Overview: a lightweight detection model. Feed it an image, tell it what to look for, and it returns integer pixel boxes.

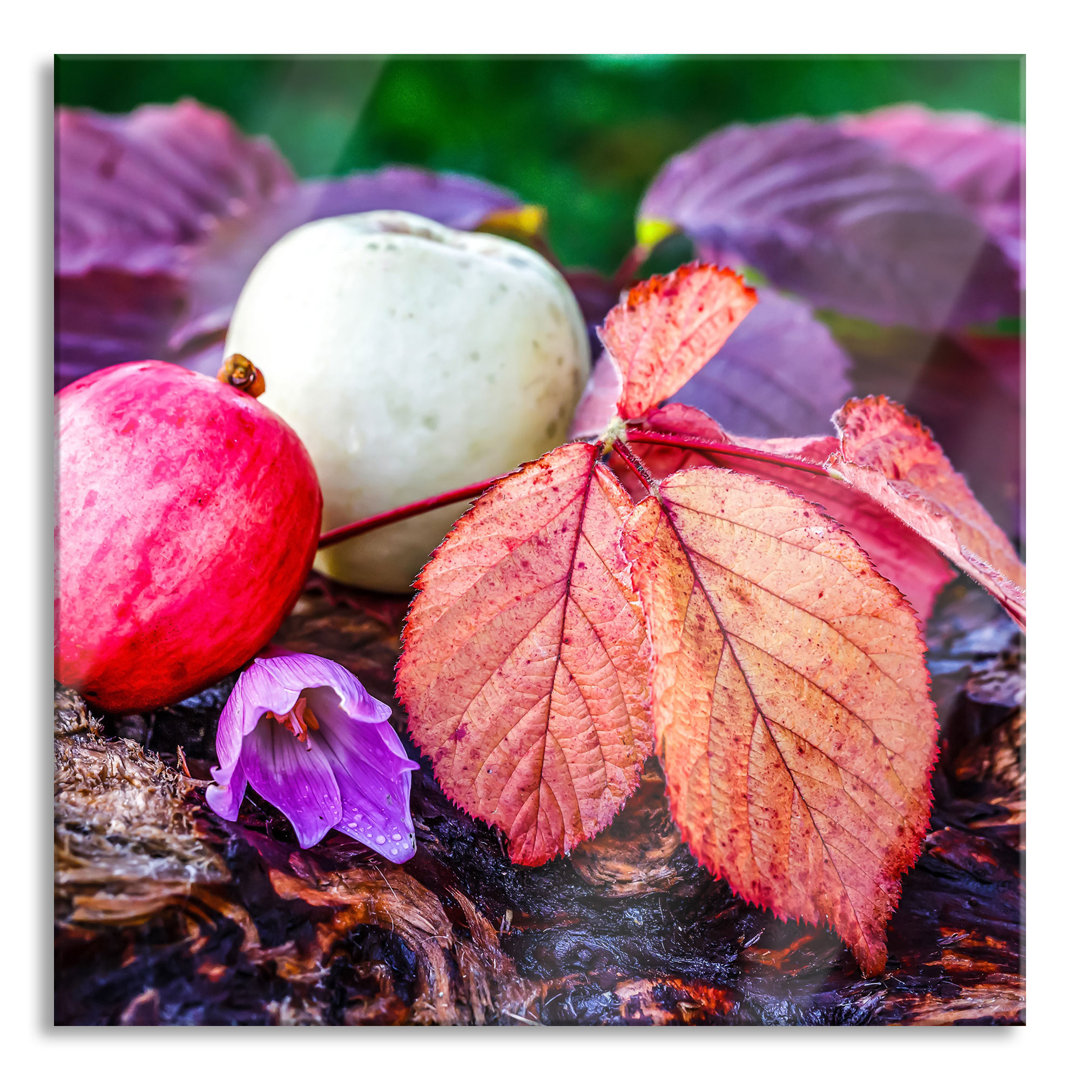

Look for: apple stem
[217,353,266,398]
[626,429,832,478]
[316,474,506,550]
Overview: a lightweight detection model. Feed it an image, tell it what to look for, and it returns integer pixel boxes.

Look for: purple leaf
[55,101,523,387]
[638,116,1019,331]
[672,286,852,438]
[840,104,1024,285]
[54,268,186,387]
[56,100,295,278]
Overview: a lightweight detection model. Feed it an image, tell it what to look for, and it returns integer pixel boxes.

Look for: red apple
[56,360,322,712]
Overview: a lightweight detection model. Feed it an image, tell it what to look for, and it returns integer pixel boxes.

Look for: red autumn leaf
[397,441,651,865]
[623,403,957,625]
[622,467,939,975]
[835,324,1023,544]
[598,263,757,422]
[570,284,849,443]
[827,396,1026,629]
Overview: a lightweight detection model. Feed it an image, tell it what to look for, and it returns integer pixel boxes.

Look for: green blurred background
[55,55,1024,274]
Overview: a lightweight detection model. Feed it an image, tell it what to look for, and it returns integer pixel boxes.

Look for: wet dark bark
[54,575,1024,1025]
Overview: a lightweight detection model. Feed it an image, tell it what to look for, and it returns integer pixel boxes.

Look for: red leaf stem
[609,439,657,495]
[626,428,833,479]
[318,431,831,552]
[612,242,652,291]
[317,474,506,550]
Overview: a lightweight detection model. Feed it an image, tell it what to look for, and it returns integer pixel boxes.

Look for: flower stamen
[265,694,318,749]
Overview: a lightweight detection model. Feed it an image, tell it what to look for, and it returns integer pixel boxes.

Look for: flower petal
[254,651,394,723]
[212,656,310,777]
[209,650,417,853]
[240,717,342,848]
[206,758,249,821]
[312,689,419,864]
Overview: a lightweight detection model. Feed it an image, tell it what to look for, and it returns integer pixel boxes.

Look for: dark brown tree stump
[54,576,1024,1025]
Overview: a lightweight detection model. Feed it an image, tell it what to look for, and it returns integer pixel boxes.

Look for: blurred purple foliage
[55,101,520,387]
[840,104,1024,286]
[672,286,852,438]
[638,116,1021,331]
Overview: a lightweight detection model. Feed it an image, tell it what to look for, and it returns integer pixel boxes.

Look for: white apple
[224,210,591,592]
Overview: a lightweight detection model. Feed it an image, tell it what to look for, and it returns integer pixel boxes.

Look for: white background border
[12,1,1065,1068]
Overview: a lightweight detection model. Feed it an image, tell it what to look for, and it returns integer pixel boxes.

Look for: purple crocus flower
[207,650,419,861]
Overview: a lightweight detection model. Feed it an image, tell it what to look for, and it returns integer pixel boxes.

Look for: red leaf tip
[599,262,757,421]
[828,394,1025,628]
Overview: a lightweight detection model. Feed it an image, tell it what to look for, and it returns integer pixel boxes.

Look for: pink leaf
[622,467,939,975]
[827,396,1026,628]
[624,404,957,626]
[397,442,651,865]
[568,350,622,441]
[598,263,757,422]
